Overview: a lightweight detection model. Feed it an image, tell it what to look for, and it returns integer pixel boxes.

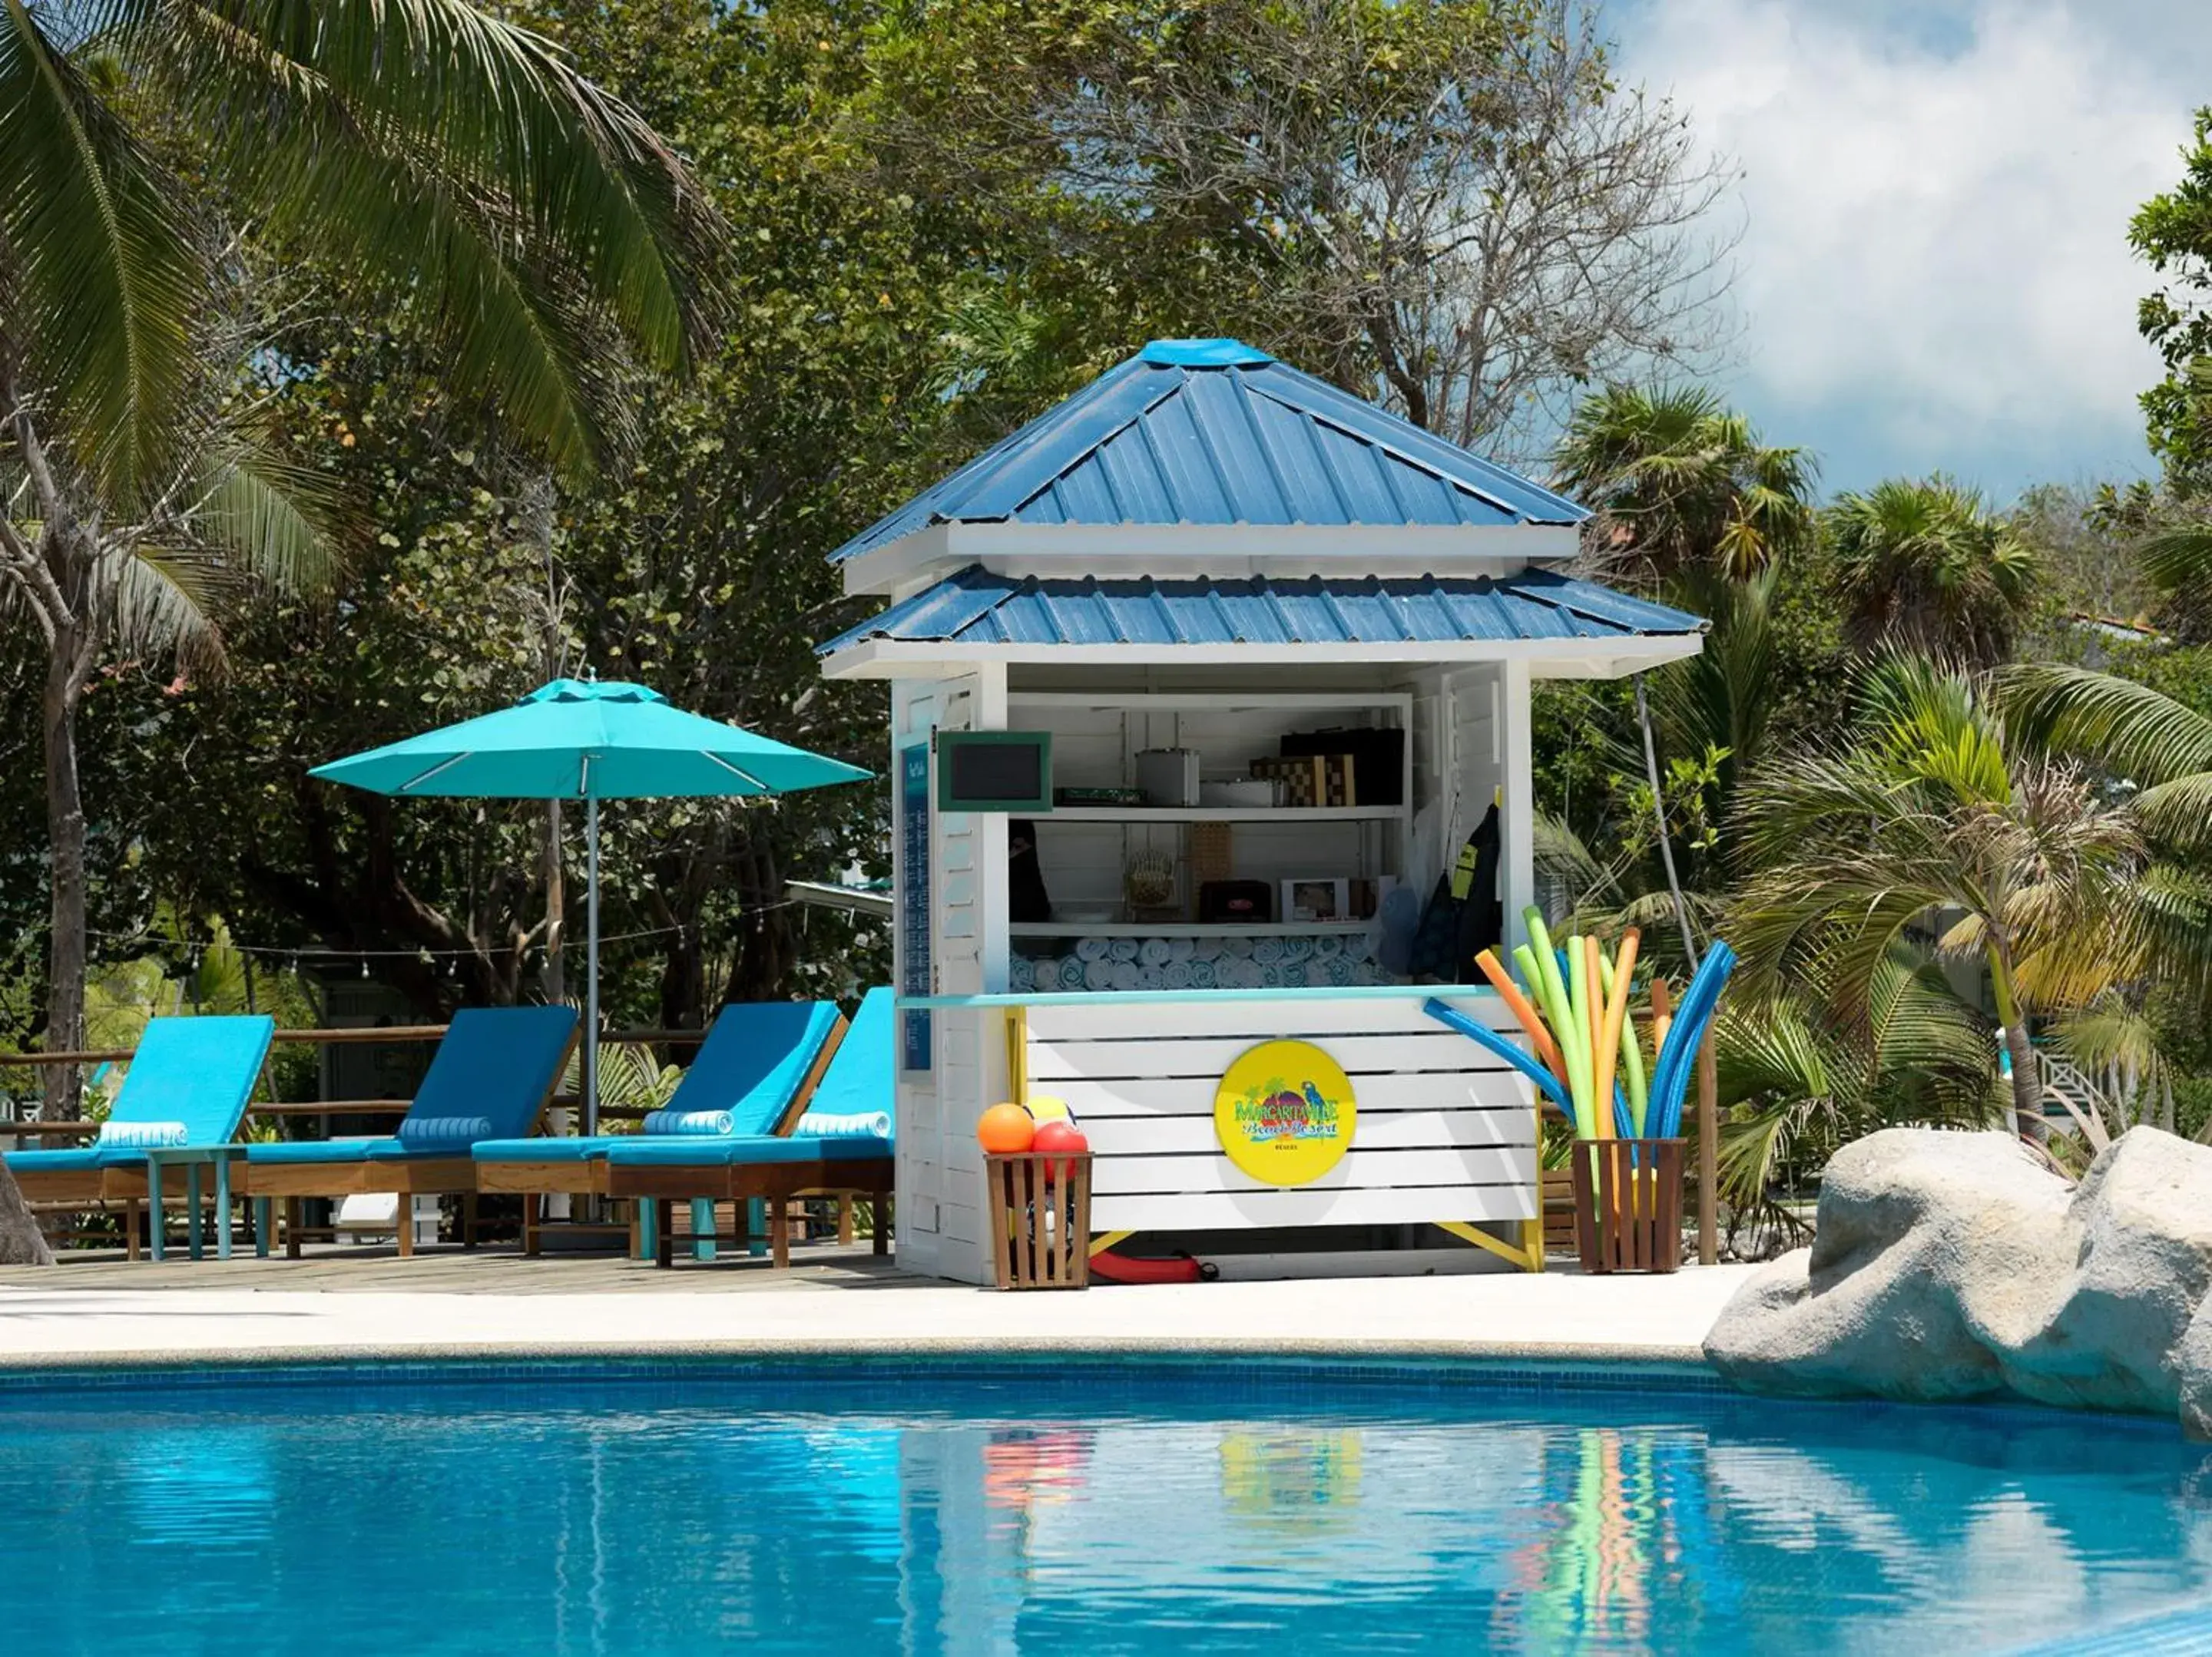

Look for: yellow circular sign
[1214,1040,1356,1186]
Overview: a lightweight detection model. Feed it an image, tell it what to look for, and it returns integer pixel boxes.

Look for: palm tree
[1551,384,1816,584]
[1825,476,2036,664]
[1734,657,2173,1140]
[1,0,718,1130]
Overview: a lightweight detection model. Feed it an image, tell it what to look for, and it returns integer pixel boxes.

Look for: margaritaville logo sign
[1214,1040,1357,1186]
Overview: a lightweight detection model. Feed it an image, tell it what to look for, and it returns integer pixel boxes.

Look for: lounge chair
[603,987,893,1269]
[241,1004,578,1258]
[472,999,846,1255]
[5,1014,276,1260]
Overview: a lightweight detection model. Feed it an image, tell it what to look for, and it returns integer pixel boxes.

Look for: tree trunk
[41,638,88,1119]
[2002,1018,2047,1144]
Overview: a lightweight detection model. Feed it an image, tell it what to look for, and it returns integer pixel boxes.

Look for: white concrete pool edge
[0,1264,1756,1368]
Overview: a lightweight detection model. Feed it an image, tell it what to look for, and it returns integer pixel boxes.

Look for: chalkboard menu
[899,740,931,1071]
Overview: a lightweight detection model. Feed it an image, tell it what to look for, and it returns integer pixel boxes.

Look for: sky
[1614,0,2212,503]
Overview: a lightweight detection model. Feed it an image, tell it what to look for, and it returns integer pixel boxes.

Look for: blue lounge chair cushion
[246,1138,384,1166]
[601,1133,890,1168]
[248,1005,575,1166]
[471,1136,608,1163]
[800,988,893,1121]
[5,1014,273,1176]
[470,1000,843,1166]
[664,1000,846,1135]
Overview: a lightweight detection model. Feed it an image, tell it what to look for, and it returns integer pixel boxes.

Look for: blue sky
[1614,0,2212,502]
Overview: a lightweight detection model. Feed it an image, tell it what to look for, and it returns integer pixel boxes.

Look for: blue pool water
[5,1357,2211,1655]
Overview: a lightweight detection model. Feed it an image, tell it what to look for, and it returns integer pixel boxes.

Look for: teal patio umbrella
[310,679,872,1133]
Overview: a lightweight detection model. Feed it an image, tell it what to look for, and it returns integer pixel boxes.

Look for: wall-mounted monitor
[937,730,1053,812]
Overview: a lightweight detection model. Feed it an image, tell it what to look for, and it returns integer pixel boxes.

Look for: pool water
[6,1359,2210,1655]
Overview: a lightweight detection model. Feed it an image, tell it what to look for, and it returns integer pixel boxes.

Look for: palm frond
[0,0,206,503]
[2002,662,2212,790]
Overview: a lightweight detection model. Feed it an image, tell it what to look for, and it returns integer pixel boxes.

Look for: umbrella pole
[585,794,601,1140]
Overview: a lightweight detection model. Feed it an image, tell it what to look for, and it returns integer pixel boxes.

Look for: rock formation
[1704,1126,2212,1434]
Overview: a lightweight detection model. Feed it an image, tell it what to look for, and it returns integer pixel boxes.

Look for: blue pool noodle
[1647,941,1736,1139]
[1421,998,1569,1113]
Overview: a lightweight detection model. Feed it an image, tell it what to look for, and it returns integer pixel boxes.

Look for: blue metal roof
[829,339,1588,565]
[819,567,1703,655]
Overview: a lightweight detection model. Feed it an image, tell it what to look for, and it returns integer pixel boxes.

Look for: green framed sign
[936,730,1053,812]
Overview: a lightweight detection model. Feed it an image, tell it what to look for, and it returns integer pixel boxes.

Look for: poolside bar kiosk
[818,340,1704,1285]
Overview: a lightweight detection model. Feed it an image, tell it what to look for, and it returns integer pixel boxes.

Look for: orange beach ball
[977,1103,1037,1155]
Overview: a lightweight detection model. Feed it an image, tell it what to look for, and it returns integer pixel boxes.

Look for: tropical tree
[0,0,719,1127]
[1716,944,2002,1243]
[1551,385,1816,585]
[1824,477,2037,665]
[1733,657,2178,1140]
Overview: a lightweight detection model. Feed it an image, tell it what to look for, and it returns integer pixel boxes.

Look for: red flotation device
[1090,1250,1216,1285]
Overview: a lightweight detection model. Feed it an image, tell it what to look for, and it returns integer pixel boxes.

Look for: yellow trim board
[1436,1219,1541,1272]
[1088,1229,1135,1258]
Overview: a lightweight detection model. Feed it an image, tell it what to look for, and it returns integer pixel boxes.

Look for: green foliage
[2132,107,2212,495]
[1823,476,2038,666]
[1553,385,1816,582]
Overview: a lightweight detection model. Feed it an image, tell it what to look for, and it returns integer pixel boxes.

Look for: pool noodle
[1475,948,1564,1080]
[1422,997,1569,1112]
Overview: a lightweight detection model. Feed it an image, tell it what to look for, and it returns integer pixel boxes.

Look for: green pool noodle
[1522,909,1593,1136]
[1598,952,1651,1136]
[1565,934,1599,1137]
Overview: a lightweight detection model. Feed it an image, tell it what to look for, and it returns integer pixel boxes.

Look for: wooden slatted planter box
[1568,1139,1686,1275]
[986,1152,1092,1290]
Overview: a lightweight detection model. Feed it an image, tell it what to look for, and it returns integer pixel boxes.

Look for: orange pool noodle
[1474,949,1565,1080]
[978,1103,1037,1154]
[1651,976,1674,1062]
[1594,928,1639,1133]
[1582,938,1610,1137]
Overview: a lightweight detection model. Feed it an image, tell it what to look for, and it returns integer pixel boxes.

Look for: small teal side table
[139,1146,251,1262]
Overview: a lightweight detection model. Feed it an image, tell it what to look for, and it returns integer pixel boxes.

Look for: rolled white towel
[1139,937,1173,967]
[641,1109,734,1136]
[1108,937,1141,963]
[794,1110,892,1139]
[1075,937,1111,962]
[96,1120,189,1149]
[1110,960,1142,990]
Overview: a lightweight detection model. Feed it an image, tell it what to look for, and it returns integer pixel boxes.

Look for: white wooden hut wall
[891,673,1005,1276]
[1024,993,1538,1232]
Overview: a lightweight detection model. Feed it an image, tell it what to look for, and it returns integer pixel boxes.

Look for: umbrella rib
[398,752,475,793]
[704,752,770,790]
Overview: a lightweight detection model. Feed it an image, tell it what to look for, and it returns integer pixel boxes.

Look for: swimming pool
[5,1355,2208,1655]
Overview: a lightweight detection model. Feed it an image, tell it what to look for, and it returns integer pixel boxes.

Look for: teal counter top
[899,984,1501,1010]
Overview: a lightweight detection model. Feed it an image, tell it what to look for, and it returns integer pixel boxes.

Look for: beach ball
[1025,1094,1078,1129]
[978,1103,1036,1155]
[1032,1120,1091,1182]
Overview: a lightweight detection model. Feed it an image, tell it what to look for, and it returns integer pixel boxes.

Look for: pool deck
[0,1246,1756,1370]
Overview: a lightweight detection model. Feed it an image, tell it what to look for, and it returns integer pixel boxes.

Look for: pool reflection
[5,1381,2211,1655]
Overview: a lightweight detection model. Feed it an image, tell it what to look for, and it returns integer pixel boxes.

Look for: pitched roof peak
[1137,338,1275,367]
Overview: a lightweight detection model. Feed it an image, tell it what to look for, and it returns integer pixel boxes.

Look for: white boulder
[1704,1126,2212,1434]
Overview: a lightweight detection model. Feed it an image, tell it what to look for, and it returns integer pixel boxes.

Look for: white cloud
[1618,0,2210,497]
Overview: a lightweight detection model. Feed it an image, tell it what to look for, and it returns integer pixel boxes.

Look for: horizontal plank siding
[1041,1071,1528,1120]
[1017,992,1541,1245]
[1081,1107,1529,1157]
[1028,1032,1522,1081]
[1025,995,1512,1041]
[1093,1183,1538,1232]
[1093,1146,1531,1197]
